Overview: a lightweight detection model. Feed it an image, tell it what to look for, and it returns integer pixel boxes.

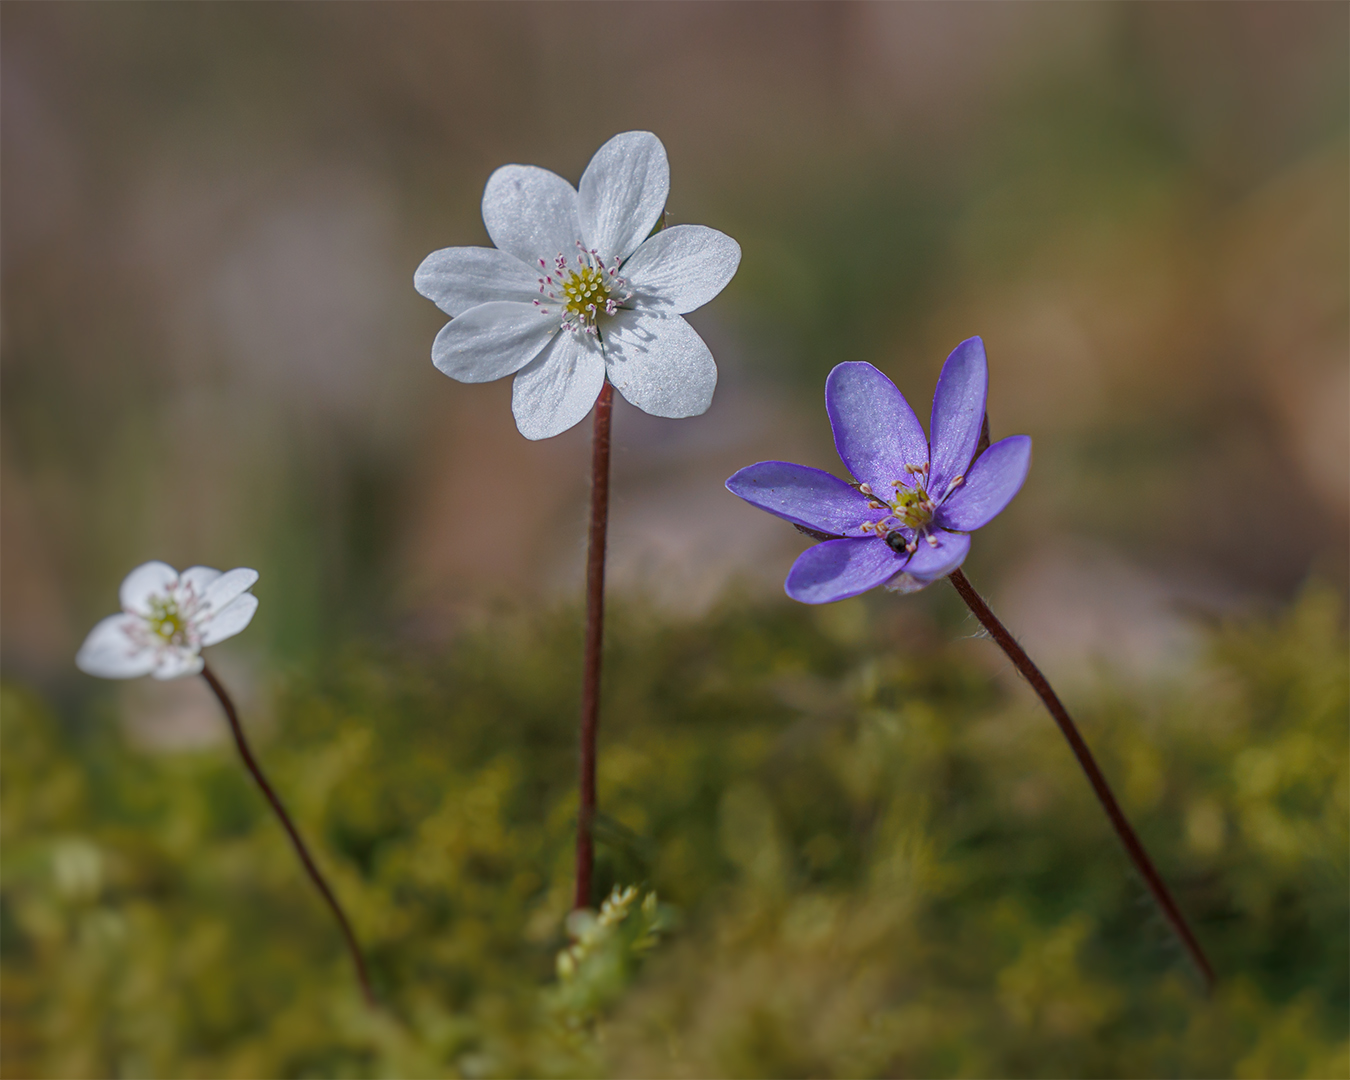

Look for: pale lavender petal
[151,647,204,681]
[784,537,904,604]
[928,337,988,499]
[414,246,542,317]
[76,614,156,679]
[935,435,1032,533]
[432,302,555,383]
[119,561,178,615]
[201,568,259,615]
[825,363,929,492]
[884,572,934,595]
[199,593,259,646]
[899,529,971,582]
[481,165,582,266]
[510,331,607,440]
[726,462,873,537]
[621,226,741,315]
[603,309,715,419]
[179,566,222,597]
[579,132,669,263]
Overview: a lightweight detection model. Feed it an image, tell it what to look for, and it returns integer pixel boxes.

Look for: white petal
[119,561,178,615]
[579,132,669,263]
[482,165,582,266]
[179,566,222,599]
[510,332,606,440]
[199,593,259,646]
[76,614,157,679]
[151,648,204,681]
[414,246,541,317]
[202,568,259,614]
[622,226,741,314]
[432,302,556,383]
[603,309,716,419]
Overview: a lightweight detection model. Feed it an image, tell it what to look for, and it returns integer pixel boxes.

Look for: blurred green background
[2,3,1347,1077]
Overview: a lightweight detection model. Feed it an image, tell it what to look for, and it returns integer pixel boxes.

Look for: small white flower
[76,561,259,680]
[415,131,741,440]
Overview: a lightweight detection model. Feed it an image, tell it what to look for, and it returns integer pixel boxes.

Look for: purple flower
[726,337,1031,603]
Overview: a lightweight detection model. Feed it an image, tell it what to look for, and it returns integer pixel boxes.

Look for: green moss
[1,589,1346,1078]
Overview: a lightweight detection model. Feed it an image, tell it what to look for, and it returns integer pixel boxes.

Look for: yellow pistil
[890,485,935,531]
[561,265,612,318]
[145,596,187,645]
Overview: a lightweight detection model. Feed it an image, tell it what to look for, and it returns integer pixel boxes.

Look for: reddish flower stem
[575,381,614,910]
[200,663,377,1007]
[948,569,1216,992]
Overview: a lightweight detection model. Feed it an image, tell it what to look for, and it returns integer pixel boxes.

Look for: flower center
[561,265,612,317]
[890,485,935,530]
[534,244,632,336]
[857,467,942,554]
[146,595,189,645]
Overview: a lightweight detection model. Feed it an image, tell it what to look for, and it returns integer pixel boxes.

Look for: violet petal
[928,337,988,499]
[784,537,903,604]
[900,529,971,581]
[727,462,873,536]
[935,435,1032,533]
[825,362,929,492]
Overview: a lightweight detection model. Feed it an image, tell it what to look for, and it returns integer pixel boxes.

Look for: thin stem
[575,381,614,911]
[948,569,1216,992]
[200,663,377,1007]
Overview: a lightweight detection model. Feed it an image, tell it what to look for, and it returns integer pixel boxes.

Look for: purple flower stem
[948,569,1216,992]
[200,663,377,1007]
[575,381,614,911]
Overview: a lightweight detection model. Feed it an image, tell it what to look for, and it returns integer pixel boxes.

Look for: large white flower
[76,561,259,680]
[414,131,741,440]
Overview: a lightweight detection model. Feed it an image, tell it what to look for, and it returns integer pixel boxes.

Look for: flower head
[726,337,1031,603]
[76,561,259,679]
[415,131,741,440]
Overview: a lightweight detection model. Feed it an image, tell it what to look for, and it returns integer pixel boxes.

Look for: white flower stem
[575,382,614,910]
[200,663,378,1007]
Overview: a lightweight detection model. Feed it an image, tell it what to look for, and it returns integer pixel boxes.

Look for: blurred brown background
[4,2,1347,694]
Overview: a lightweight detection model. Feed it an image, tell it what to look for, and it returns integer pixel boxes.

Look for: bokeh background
[2,4,1347,1078]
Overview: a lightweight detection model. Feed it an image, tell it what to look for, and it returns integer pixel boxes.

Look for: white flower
[414,131,741,440]
[76,561,259,680]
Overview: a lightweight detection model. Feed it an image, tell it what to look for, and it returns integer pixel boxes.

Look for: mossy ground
[2,587,1346,1078]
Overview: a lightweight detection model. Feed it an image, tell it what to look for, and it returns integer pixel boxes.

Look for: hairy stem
[575,382,614,910]
[948,569,1216,992]
[201,663,377,1006]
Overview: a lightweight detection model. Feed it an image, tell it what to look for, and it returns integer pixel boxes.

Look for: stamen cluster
[534,243,632,336]
[856,464,966,555]
[137,587,205,650]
